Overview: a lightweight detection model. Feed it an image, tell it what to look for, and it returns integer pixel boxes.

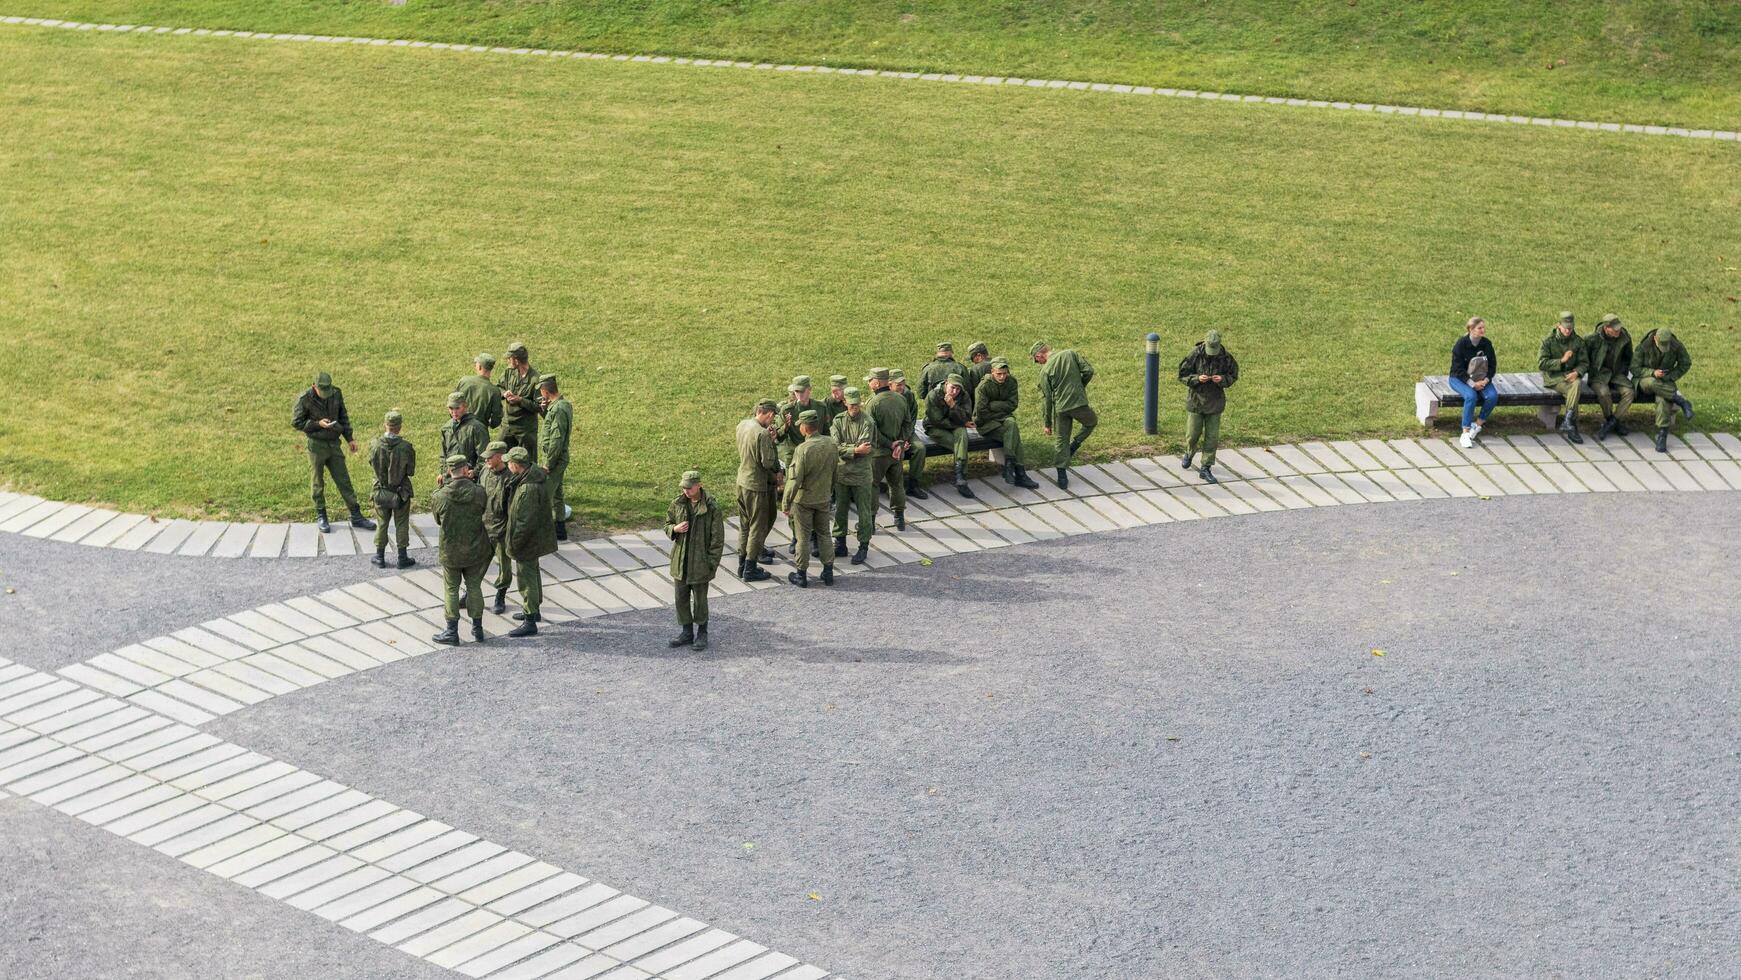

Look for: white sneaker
[1471,421,1485,442]
[1459,429,1475,449]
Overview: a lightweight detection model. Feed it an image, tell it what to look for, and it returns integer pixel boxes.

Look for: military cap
[485,440,509,455]
[789,375,813,392]
[1656,328,1675,345]
[936,342,953,353]
[989,356,1009,369]
[314,371,333,392]
[829,374,848,388]
[445,454,471,470]
[538,372,558,388]
[505,340,529,358]
[797,409,821,425]
[844,387,863,405]
[945,373,966,388]
[679,470,703,490]
[755,398,778,413]
[384,409,403,425]
[967,341,988,357]
[888,368,906,382]
[865,367,891,383]
[504,446,531,465]
[475,352,496,369]
[1598,313,1621,326]
[1558,311,1575,325]
[447,392,466,409]
[1028,341,1048,357]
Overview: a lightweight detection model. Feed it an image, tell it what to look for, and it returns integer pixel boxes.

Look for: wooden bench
[915,421,1006,464]
[1416,373,1654,429]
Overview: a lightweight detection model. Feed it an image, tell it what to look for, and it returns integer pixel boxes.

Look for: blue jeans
[1447,377,1498,428]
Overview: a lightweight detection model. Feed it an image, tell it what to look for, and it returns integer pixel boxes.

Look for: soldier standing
[1538,311,1588,444]
[664,470,725,651]
[823,375,849,420]
[537,374,572,541]
[973,358,1040,489]
[440,391,489,484]
[924,373,977,498]
[889,369,929,499]
[734,400,781,582]
[917,342,958,399]
[503,446,555,636]
[430,457,491,646]
[1633,328,1696,453]
[1178,330,1239,484]
[367,409,417,569]
[830,387,878,565]
[498,341,541,463]
[781,410,839,588]
[291,371,376,534]
[479,441,514,614]
[1584,314,1636,441]
[454,353,503,432]
[867,369,912,531]
[961,342,992,411]
[1031,342,1096,489]
[776,376,827,558]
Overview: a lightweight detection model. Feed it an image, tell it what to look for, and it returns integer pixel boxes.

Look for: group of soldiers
[1532,312,1696,451]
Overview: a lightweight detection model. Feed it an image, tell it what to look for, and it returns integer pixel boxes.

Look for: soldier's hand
[1655,369,1665,378]
[1198,374,1211,383]
[1042,427,1052,436]
[1211,375,1223,383]
[1562,349,1574,363]
[318,418,334,428]
[672,520,690,533]
[347,440,359,453]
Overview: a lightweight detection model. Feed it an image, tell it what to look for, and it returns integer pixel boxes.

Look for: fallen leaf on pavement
[1371,649,1386,657]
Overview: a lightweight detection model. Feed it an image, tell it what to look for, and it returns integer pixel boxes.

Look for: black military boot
[492,587,507,615]
[851,543,868,565]
[758,547,776,564]
[371,547,387,568]
[742,560,771,582]
[471,619,485,642]
[1613,418,1630,436]
[1595,416,1616,441]
[1013,465,1040,490]
[396,547,415,569]
[1559,411,1584,444]
[508,617,538,638]
[820,565,834,585]
[1199,465,1218,484]
[1654,428,1669,453]
[693,625,710,651]
[834,535,848,557]
[1001,459,1016,485]
[316,508,331,533]
[1056,467,1069,490]
[906,476,930,500]
[555,521,568,541]
[954,462,975,498]
[735,555,746,580]
[1068,435,1087,457]
[1180,452,1194,469]
[810,531,822,558]
[512,611,540,622]
[348,506,377,531]
[893,510,906,531]
[668,625,694,648]
[431,620,459,646]
[1673,394,1695,420]
[787,538,797,556]
[786,568,808,588]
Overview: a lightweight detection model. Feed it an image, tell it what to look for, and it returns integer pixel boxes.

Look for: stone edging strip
[3,15,1738,141]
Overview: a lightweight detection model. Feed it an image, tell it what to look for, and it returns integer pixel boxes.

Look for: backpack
[1467,351,1490,382]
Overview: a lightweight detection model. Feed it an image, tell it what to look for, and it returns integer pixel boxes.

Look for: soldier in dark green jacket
[1031,342,1096,489]
[537,374,573,541]
[735,400,781,582]
[454,353,504,431]
[890,369,929,499]
[1178,330,1239,484]
[291,371,376,533]
[367,409,417,569]
[925,373,977,498]
[973,358,1041,489]
[503,447,555,635]
[664,470,725,651]
[917,342,959,399]
[781,411,839,588]
[1538,312,1589,444]
[824,375,849,420]
[775,376,829,558]
[831,388,878,564]
[961,342,992,411]
[1633,328,1695,452]
[866,369,913,530]
[498,341,540,463]
[1584,314,1635,441]
[440,392,489,485]
[479,441,515,614]
[430,457,491,646]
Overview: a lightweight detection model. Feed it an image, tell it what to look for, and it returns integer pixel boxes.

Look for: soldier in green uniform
[430,456,491,646]
[734,399,781,582]
[1031,342,1096,489]
[775,376,828,558]
[781,410,839,588]
[866,369,913,530]
[503,446,555,636]
[1178,330,1239,484]
[1584,314,1636,441]
[918,342,959,399]
[664,470,725,651]
[973,358,1041,489]
[925,373,977,498]
[498,341,540,463]
[537,374,572,541]
[890,368,929,499]
[291,371,376,534]
[367,409,417,569]
[454,353,503,432]
[830,387,878,565]
[1538,311,1588,444]
[479,441,515,614]
[440,391,489,485]
[824,375,849,420]
[1633,327,1696,453]
[961,342,992,411]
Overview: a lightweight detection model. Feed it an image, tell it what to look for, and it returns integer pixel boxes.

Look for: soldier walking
[440,392,489,484]
[503,447,555,636]
[1633,328,1696,453]
[292,371,376,534]
[1538,311,1588,444]
[665,470,725,651]
[924,373,977,498]
[734,400,781,582]
[454,353,503,432]
[537,374,572,541]
[1031,342,1097,489]
[830,387,878,565]
[367,409,417,568]
[1178,330,1239,484]
[430,457,491,646]
[973,358,1040,489]
[1584,314,1636,441]
[781,410,839,588]
[498,341,541,462]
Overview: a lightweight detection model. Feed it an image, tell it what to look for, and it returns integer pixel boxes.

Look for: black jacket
[1449,335,1497,383]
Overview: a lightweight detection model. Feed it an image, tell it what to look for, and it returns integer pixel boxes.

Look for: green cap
[829,374,848,388]
[1204,329,1222,353]
[1558,311,1575,325]
[504,446,531,465]
[844,387,863,405]
[755,399,778,413]
[475,352,496,369]
[314,371,333,392]
[384,409,403,426]
[1656,328,1675,345]
[680,469,702,489]
[447,392,466,409]
[538,372,558,388]
[506,341,529,358]
[936,342,953,353]
[789,375,812,392]
[865,367,891,383]
[889,369,906,383]
[989,356,1009,368]
[1598,313,1621,327]
[945,373,965,388]
[967,341,988,357]
[1029,341,1048,357]
[445,454,470,470]
[797,409,821,425]
[485,440,509,455]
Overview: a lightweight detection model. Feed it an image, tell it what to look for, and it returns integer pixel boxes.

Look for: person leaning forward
[498,341,540,463]
[537,374,572,541]
[430,456,491,646]
[734,399,782,582]
[454,353,504,431]
[973,357,1040,489]
[781,409,839,588]
[1633,327,1695,453]
[1538,311,1589,444]
[291,371,376,533]
[477,440,515,614]
[830,387,878,565]
[665,470,725,652]
[1031,342,1096,489]
[1583,314,1636,441]
[924,373,977,498]
[368,409,417,569]
[440,391,489,485]
[503,446,555,636]
[1178,330,1239,484]
[866,369,913,530]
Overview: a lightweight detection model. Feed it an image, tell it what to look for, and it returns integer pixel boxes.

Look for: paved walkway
[4,15,1739,141]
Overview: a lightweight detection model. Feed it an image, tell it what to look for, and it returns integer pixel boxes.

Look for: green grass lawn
[8,1,1741,129]
[0,26,1737,527]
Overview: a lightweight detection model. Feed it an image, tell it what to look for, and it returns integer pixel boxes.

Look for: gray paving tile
[51,508,125,544]
[176,521,228,556]
[142,519,201,555]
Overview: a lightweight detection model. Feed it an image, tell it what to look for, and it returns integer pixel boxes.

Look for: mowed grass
[0,27,1737,527]
[8,0,1741,128]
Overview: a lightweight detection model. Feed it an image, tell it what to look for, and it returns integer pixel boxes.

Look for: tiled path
[4,16,1740,142]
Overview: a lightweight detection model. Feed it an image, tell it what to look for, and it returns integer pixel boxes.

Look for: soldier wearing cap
[478,440,515,614]
[775,376,828,558]
[889,368,929,500]
[781,409,839,587]
[498,341,540,463]
[1178,330,1239,484]
[536,373,572,541]
[918,342,958,400]
[1031,341,1096,489]
[824,375,850,420]
[1584,314,1636,441]
[924,372,977,498]
[1632,326,1696,453]
[830,387,878,564]
[503,446,555,636]
[291,371,376,534]
[734,399,782,582]
[1538,311,1589,444]
[440,391,489,485]
[866,369,912,530]
[367,409,418,568]
[960,342,992,409]
[430,455,490,646]
[664,470,725,651]
[454,353,504,431]
[973,357,1041,489]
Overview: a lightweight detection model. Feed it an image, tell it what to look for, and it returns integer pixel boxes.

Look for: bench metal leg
[1414,382,1440,428]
